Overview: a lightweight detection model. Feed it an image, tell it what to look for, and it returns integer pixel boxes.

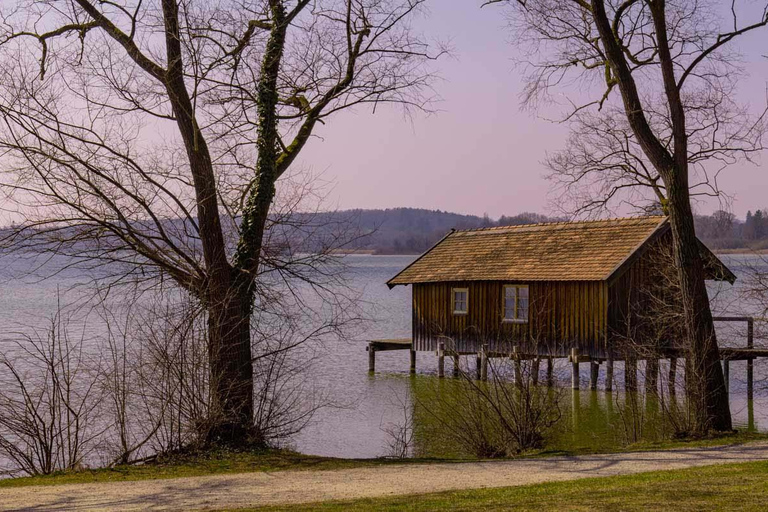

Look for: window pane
[504,287,515,319]
[454,290,467,312]
[517,287,529,319]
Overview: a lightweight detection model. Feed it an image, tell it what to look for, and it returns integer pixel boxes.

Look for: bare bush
[418,349,563,458]
[0,305,103,476]
[380,389,415,459]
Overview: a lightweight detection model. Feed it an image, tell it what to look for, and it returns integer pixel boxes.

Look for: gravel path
[2,442,768,511]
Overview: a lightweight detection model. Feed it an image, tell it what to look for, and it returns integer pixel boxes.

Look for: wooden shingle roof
[387,216,734,286]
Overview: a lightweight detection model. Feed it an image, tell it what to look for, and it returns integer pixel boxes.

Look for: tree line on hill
[694,209,768,251]
[327,208,768,254]
[333,208,562,255]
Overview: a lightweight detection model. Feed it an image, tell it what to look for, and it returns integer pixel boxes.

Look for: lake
[1,253,767,460]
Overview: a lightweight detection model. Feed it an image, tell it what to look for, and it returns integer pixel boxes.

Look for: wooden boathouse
[369,216,760,392]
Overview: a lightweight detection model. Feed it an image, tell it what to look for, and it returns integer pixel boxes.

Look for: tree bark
[665,183,732,432]
[206,277,255,445]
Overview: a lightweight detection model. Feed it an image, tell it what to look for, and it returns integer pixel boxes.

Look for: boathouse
[386,216,735,361]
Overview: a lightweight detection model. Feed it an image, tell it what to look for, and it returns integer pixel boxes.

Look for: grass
[1,430,766,489]
[0,448,418,488]
[246,460,768,511]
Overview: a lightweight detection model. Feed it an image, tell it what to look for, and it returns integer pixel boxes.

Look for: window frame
[452,287,469,315]
[503,284,529,324]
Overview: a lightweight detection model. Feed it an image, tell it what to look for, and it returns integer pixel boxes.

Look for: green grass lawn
[1,431,765,489]
[247,460,768,511]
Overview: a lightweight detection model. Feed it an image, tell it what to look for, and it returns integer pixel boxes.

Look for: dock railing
[713,316,755,399]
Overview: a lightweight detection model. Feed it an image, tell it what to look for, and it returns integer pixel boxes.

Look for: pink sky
[297,2,768,220]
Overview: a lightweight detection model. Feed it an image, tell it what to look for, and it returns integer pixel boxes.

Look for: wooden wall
[412,280,609,357]
[607,233,684,353]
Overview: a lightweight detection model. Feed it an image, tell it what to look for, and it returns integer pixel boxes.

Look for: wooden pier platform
[367,339,414,373]
[366,316,764,393]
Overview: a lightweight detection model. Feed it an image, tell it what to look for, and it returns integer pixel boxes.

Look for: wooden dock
[367,339,414,373]
[366,316,763,397]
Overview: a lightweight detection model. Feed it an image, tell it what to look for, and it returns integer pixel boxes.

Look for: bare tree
[491,0,768,433]
[0,0,441,445]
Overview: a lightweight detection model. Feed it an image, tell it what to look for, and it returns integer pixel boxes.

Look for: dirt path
[2,442,768,511]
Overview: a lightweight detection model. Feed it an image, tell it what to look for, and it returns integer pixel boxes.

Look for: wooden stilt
[475,354,482,380]
[410,349,416,374]
[571,348,580,390]
[453,354,460,378]
[512,346,522,387]
[480,344,489,382]
[590,361,599,390]
[437,342,445,379]
[646,358,659,395]
[748,318,754,401]
[669,357,677,396]
[547,358,554,387]
[532,358,540,386]
[368,343,375,373]
[605,357,614,392]
[625,358,638,392]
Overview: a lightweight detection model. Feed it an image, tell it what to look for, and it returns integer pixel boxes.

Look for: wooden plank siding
[606,232,684,354]
[412,280,609,358]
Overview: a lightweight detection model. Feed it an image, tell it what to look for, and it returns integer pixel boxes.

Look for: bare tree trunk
[206,280,255,445]
[589,0,732,433]
[160,0,257,444]
[666,190,731,432]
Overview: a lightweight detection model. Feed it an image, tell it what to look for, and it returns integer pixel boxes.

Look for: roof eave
[386,228,456,288]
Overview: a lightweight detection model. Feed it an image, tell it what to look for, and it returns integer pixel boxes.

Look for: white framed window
[452,288,468,315]
[503,285,529,323]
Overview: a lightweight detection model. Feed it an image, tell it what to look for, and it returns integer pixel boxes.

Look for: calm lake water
[1,253,767,459]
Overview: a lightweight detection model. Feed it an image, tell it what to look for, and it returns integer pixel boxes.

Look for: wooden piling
[590,361,599,390]
[453,354,460,378]
[546,358,554,387]
[748,318,754,401]
[438,342,445,379]
[625,358,638,392]
[605,357,614,392]
[669,357,677,396]
[571,348,580,390]
[368,343,375,373]
[475,354,482,380]
[532,358,540,386]
[480,344,489,382]
[723,359,730,393]
[410,349,416,374]
[646,358,659,395]
[513,346,522,387]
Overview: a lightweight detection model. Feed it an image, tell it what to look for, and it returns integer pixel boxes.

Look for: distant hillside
[316,208,768,255]
[327,208,563,255]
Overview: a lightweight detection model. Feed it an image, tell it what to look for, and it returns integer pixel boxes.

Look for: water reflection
[406,372,763,459]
